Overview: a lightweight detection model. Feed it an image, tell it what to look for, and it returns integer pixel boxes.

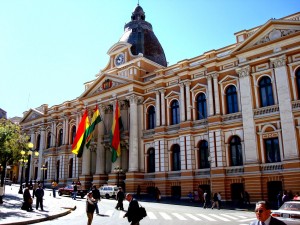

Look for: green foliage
[0,118,30,185]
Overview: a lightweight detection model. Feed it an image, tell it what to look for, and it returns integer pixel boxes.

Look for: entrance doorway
[267,181,282,209]
[231,183,244,206]
[171,186,181,199]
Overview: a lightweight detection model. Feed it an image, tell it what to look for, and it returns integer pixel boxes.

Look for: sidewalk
[0,184,76,225]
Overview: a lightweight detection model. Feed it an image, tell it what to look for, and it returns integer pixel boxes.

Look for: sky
[1,0,299,118]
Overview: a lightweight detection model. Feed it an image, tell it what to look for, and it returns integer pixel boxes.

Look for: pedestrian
[211,192,219,209]
[136,185,141,200]
[277,191,283,209]
[51,180,58,198]
[217,192,222,209]
[123,193,141,225]
[244,191,250,205]
[203,190,210,209]
[188,191,193,202]
[32,180,38,199]
[73,183,78,200]
[154,187,161,201]
[249,200,286,225]
[35,184,44,211]
[91,185,100,214]
[22,186,33,211]
[86,191,96,225]
[115,187,125,210]
[282,190,289,203]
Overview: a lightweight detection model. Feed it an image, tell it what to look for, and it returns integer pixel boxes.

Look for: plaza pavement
[0,184,254,225]
[0,184,76,225]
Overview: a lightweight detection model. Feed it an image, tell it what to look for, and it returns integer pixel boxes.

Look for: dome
[119,4,167,67]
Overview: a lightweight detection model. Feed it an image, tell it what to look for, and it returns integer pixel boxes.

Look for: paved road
[38,197,256,225]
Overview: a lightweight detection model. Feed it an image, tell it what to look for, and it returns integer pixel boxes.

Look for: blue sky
[0,0,299,118]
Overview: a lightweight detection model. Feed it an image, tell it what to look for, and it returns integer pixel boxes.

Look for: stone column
[127,95,141,172]
[37,128,46,180]
[236,65,258,163]
[155,91,161,126]
[207,75,214,116]
[271,55,299,158]
[160,90,166,126]
[28,130,35,180]
[213,73,220,115]
[96,104,105,174]
[185,82,192,121]
[180,83,186,122]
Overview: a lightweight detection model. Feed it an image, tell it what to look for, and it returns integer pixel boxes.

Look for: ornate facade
[20,5,300,204]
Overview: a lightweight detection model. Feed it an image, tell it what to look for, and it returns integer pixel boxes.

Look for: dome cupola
[119,4,167,67]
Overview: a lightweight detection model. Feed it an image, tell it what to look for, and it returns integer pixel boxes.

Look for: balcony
[168,171,181,178]
[253,105,279,117]
[261,162,283,173]
[226,166,244,175]
[195,168,210,177]
[222,112,242,123]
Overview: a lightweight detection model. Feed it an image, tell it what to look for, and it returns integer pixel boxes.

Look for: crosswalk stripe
[105,210,114,217]
[159,212,172,220]
[147,212,157,219]
[209,214,231,221]
[197,214,217,221]
[221,214,239,220]
[119,211,125,218]
[185,213,202,221]
[237,215,248,219]
[172,212,187,220]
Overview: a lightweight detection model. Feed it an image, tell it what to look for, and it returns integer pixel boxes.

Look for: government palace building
[20,5,300,205]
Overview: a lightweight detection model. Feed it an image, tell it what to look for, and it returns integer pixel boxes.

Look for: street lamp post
[41,165,47,188]
[18,142,38,194]
[114,166,123,187]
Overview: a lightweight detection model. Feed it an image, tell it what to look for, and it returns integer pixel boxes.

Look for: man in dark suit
[249,201,286,225]
[123,193,140,225]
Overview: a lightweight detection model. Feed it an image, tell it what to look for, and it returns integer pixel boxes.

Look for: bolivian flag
[86,105,102,148]
[72,110,90,157]
[110,101,123,163]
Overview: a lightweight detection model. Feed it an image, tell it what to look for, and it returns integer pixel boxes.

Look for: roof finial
[137,0,139,5]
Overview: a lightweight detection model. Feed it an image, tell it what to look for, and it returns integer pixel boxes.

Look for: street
[38,195,256,225]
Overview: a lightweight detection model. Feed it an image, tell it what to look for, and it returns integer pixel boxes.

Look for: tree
[0,118,30,188]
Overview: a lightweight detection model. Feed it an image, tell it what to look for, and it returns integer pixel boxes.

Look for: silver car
[271,200,300,224]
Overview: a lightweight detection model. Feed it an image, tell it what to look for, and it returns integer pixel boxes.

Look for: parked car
[5,179,12,186]
[99,185,118,199]
[271,200,300,222]
[58,184,87,198]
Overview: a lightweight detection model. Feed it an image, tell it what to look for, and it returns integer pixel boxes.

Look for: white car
[99,185,118,199]
[271,200,300,223]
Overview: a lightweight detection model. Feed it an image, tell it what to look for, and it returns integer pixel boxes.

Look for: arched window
[47,132,51,149]
[147,106,156,130]
[196,93,207,119]
[230,136,243,166]
[68,158,73,178]
[36,134,41,150]
[199,140,209,169]
[226,85,238,114]
[259,76,274,107]
[172,144,181,171]
[148,148,155,173]
[58,129,63,146]
[71,126,76,144]
[171,100,180,125]
[264,137,280,163]
[296,69,300,99]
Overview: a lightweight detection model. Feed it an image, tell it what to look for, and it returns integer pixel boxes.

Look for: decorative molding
[254,29,299,46]
[270,55,286,68]
[236,65,250,78]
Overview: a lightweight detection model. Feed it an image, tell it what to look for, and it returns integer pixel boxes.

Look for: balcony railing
[222,112,242,122]
[226,166,244,175]
[168,171,181,178]
[261,162,283,172]
[195,169,210,176]
[253,105,279,117]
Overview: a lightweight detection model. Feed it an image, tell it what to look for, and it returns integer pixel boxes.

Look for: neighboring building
[0,108,7,119]
[20,5,300,204]
[9,116,22,125]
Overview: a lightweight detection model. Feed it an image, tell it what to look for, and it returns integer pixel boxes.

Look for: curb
[0,206,76,225]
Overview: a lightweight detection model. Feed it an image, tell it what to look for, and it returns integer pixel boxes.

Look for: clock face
[115,53,125,66]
